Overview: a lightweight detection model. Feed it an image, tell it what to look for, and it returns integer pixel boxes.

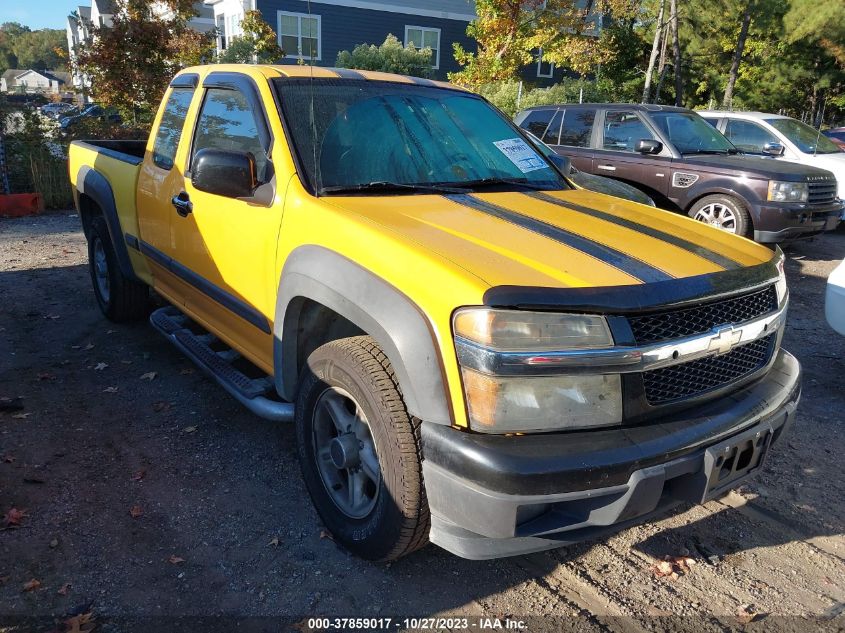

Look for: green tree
[72,0,215,119]
[336,34,433,78]
[217,10,284,63]
[450,0,642,89]
[13,29,68,70]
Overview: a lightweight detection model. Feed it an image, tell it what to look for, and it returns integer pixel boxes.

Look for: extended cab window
[191,88,269,181]
[602,111,655,152]
[559,109,595,148]
[152,88,194,170]
[724,119,778,154]
[520,109,555,139]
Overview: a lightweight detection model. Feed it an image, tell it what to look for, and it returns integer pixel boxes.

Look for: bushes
[477,78,618,117]
[336,35,433,78]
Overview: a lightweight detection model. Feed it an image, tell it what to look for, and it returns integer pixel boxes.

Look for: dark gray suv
[515,104,842,242]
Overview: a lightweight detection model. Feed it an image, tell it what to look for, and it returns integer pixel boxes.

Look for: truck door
[136,83,197,305]
[171,78,283,373]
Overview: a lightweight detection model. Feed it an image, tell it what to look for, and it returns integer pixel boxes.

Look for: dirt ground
[1,212,843,633]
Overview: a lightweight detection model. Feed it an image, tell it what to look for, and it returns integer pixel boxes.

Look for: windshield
[651,111,737,155]
[766,118,841,154]
[273,79,568,195]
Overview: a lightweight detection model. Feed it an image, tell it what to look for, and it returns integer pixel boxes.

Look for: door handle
[597,164,617,172]
[171,192,193,217]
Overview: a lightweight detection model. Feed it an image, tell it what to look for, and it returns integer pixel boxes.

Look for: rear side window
[602,111,656,152]
[559,109,595,147]
[191,88,269,181]
[724,119,778,154]
[152,88,194,170]
[542,110,563,145]
[519,109,556,139]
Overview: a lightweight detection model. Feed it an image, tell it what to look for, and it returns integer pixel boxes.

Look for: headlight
[453,308,622,433]
[767,181,808,203]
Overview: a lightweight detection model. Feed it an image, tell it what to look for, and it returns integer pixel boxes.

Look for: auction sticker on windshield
[493,138,547,173]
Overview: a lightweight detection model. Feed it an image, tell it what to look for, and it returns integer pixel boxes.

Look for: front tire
[87,216,149,322]
[688,194,751,236]
[295,336,429,561]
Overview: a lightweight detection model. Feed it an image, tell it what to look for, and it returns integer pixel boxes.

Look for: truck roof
[520,103,693,114]
[175,64,466,92]
[698,110,792,121]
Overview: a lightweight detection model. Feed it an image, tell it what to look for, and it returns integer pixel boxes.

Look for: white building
[66,1,215,93]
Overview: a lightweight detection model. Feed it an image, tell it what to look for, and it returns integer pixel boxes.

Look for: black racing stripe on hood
[444,193,674,283]
[525,191,742,270]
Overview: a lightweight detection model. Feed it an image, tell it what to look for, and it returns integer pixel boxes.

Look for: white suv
[701,111,845,217]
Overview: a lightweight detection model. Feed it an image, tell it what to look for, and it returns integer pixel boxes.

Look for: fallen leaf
[152,401,171,412]
[37,372,55,381]
[179,368,194,375]
[651,555,696,579]
[22,578,41,592]
[64,611,95,633]
[130,469,146,482]
[319,529,334,541]
[268,536,280,547]
[140,372,157,381]
[651,560,674,577]
[183,425,197,433]
[2,454,15,463]
[50,538,59,548]
[11,412,31,419]
[103,386,118,393]
[94,362,108,371]
[58,582,71,595]
[129,505,143,518]
[736,604,762,625]
[168,555,185,564]
[4,507,28,527]
[83,343,95,350]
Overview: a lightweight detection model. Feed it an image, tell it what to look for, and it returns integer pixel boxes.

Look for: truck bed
[72,139,147,164]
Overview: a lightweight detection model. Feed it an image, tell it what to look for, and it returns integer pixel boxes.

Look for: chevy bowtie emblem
[708,326,742,355]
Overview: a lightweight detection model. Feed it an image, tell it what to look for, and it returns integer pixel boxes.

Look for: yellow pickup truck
[69,64,801,561]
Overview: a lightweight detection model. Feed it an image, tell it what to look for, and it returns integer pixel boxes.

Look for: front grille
[627,285,778,345]
[808,181,837,204]
[642,334,774,405]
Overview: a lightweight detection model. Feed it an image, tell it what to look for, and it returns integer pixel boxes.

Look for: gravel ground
[1,212,843,633]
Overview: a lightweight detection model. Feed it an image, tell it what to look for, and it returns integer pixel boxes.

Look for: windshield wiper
[446,177,550,191]
[318,181,464,195]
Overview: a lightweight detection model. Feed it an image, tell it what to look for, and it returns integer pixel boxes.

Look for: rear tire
[295,336,429,561]
[87,216,149,322]
[688,194,751,237]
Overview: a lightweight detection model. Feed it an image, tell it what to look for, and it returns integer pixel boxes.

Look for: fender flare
[76,165,138,281]
[274,245,453,425]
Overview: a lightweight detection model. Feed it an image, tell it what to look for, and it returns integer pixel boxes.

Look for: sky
[0,0,83,31]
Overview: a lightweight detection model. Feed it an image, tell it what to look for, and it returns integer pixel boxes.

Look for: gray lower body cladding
[422,349,801,559]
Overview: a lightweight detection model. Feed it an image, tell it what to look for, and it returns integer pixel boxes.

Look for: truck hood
[682,154,836,181]
[325,188,775,291]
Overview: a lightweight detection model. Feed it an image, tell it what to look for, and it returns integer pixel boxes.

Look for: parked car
[69,65,800,562]
[822,128,845,151]
[701,111,845,216]
[826,259,845,335]
[514,104,841,242]
[60,104,122,130]
[41,102,77,119]
[525,131,656,205]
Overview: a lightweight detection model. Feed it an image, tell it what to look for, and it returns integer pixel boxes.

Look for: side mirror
[763,142,785,157]
[191,148,257,199]
[635,139,663,154]
[546,152,572,176]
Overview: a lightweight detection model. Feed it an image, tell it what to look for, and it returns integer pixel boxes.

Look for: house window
[405,26,440,69]
[227,13,242,40]
[278,11,321,60]
[216,15,226,50]
[537,50,554,78]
